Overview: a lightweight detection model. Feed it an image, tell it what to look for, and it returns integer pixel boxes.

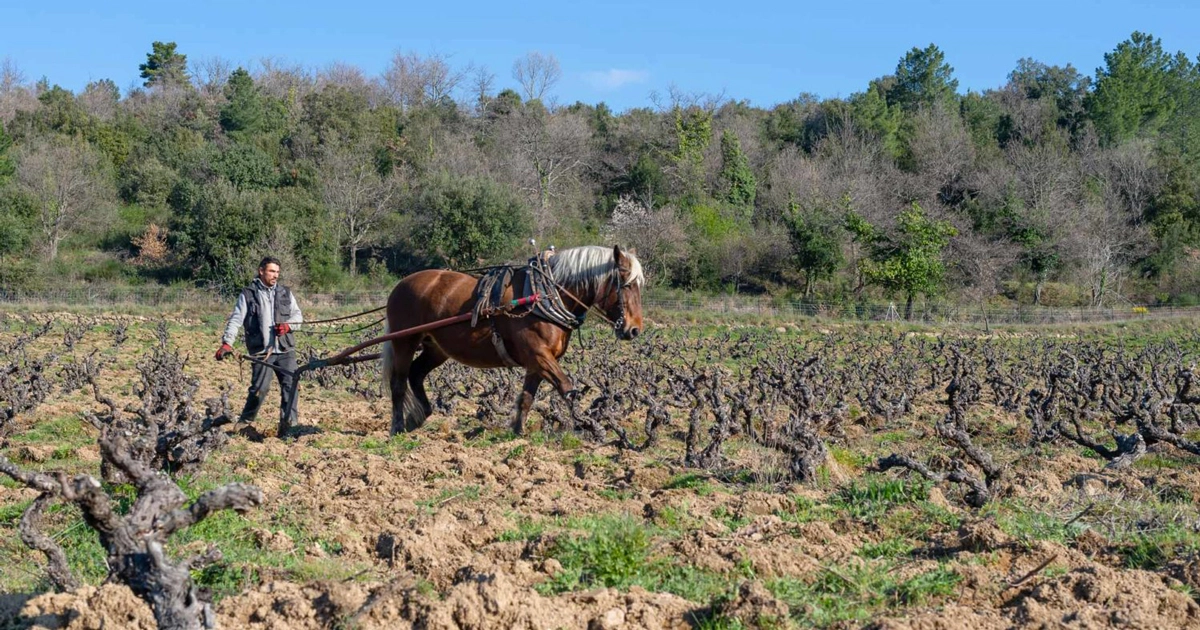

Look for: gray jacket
[222,279,303,353]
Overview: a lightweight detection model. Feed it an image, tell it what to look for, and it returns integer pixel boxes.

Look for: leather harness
[468,253,630,367]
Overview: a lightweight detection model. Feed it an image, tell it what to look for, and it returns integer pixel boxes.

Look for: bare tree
[0,57,38,123]
[761,146,830,217]
[253,56,315,102]
[321,144,405,274]
[78,79,121,122]
[15,138,116,261]
[812,120,898,228]
[1090,139,1163,220]
[717,229,771,294]
[512,51,561,102]
[468,64,496,114]
[382,50,466,111]
[191,55,234,99]
[991,84,1059,146]
[496,107,592,236]
[1006,141,1078,218]
[0,56,25,93]
[906,103,974,205]
[949,230,1019,329]
[318,61,372,97]
[1068,199,1146,307]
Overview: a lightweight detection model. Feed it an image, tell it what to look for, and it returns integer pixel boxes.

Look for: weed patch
[834,477,929,521]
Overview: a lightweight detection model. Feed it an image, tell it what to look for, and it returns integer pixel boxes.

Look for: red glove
[275,323,291,336]
[215,343,233,361]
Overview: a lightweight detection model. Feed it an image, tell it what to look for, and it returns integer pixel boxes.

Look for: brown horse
[382,245,645,435]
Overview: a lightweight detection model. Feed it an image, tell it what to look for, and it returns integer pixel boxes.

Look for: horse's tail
[381,320,393,397]
[381,320,427,433]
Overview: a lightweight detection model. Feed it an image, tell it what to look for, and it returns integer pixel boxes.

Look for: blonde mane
[548,246,644,295]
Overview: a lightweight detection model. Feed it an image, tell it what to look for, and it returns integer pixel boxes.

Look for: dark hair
[259,256,282,270]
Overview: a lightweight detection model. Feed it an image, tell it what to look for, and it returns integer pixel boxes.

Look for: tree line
[1,33,1199,314]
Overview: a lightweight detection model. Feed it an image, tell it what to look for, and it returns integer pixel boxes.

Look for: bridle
[548,262,635,336]
[609,268,635,334]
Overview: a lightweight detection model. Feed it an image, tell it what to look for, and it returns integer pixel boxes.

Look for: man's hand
[275,323,291,336]
[215,343,233,361]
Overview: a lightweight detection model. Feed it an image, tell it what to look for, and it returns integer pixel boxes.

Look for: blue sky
[2,0,1199,111]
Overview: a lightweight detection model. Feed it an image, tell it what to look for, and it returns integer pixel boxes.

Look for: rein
[295,317,385,336]
[298,305,387,325]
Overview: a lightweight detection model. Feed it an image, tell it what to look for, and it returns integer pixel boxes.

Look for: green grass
[174,498,372,601]
[873,431,912,446]
[694,615,750,630]
[50,505,110,586]
[651,503,704,534]
[989,501,1085,548]
[539,514,652,593]
[857,538,915,559]
[712,505,751,532]
[773,495,838,524]
[416,485,482,513]
[504,443,527,461]
[495,515,549,543]
[572,452,614,472]
[596,488,636,501]
[1120,524,1200,570]
[359,433,421,456]
[537,513,741,606]
[767,560,961,628]
[0,499,34,526]
[829,446,873,471]
[665,472,719,496]
[162,468,374,600]
[877,502,961,539]
[1132,453,1199,471]
[464,428,518,447]
[834,476,930,521]
[9,415,94,450]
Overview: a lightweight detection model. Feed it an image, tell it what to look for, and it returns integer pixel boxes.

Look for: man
[215,256,304,436]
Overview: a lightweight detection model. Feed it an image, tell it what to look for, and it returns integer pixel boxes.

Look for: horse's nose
[629,327,640,339]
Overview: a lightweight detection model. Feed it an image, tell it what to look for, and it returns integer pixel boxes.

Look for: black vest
[241,283,295,354]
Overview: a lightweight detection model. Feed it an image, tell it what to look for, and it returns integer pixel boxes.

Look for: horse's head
[604,245,644,340]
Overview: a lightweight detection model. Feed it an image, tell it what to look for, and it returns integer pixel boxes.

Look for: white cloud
[583,68,650,90]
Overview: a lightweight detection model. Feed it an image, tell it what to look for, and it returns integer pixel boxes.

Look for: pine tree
[139,41,189,88]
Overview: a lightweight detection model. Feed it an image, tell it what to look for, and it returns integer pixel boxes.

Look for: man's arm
[222,293,248,346]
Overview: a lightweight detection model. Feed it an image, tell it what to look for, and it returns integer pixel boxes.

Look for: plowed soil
[2,315,1200,629]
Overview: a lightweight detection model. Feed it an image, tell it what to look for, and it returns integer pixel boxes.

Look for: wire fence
[642,297,1200,325]
[1,287,1197,326]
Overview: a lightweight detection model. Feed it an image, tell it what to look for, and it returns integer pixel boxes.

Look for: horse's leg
[384,337,422,435]
[409,343,448,419]
[530,352,601,439]
[513,372,543,436]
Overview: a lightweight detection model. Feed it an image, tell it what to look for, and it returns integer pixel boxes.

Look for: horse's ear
[613,244,623,263]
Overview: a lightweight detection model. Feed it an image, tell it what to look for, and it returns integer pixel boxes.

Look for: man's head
[258,256,282,287]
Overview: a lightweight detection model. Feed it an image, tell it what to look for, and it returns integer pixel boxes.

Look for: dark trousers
[239,351,298,434]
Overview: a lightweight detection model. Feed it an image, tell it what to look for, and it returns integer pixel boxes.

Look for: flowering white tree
[602,195,688,282]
